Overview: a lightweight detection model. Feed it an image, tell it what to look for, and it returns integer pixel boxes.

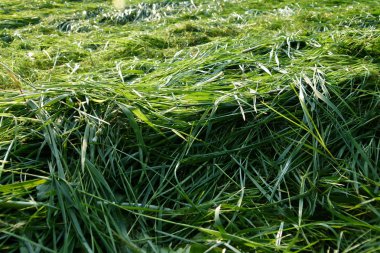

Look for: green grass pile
[1,0,379,252]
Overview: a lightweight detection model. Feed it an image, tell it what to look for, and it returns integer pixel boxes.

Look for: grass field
[1,0,379,252]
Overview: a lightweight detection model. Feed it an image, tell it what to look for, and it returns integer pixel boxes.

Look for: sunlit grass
[1,0,379,252]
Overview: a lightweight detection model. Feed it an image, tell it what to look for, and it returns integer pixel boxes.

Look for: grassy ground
[1,0,379,252]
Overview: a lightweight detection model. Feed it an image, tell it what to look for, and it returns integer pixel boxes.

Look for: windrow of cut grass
[1,0,379,252]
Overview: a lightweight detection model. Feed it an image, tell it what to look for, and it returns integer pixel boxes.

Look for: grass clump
[1,0,379,252]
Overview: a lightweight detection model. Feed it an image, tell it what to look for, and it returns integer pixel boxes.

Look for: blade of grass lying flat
[118,207,279,251]
[130,106,162,134]
[0,178,46,194]
[1,231,55,253]
[0,200,42,208]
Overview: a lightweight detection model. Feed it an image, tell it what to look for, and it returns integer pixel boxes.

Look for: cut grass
[1,0,379,252]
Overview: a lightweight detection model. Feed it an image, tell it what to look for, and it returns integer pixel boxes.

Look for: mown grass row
[1,0,379,252]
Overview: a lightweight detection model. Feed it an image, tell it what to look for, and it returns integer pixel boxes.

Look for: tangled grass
[1,0,379,252]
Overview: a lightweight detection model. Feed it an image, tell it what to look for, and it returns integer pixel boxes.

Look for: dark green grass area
[1,0,379,252]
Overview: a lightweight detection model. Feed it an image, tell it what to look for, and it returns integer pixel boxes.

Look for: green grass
[1,0,379,252]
